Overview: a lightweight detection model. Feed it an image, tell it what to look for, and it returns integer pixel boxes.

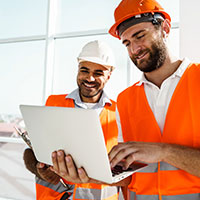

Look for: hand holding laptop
[51,151,94,184]
[50,150,132,186]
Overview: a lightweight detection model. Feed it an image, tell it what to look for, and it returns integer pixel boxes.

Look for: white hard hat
[77,40,115,70]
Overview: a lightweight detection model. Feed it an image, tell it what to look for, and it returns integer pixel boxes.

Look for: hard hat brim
[78,57,114,70]
[109,10,171,39]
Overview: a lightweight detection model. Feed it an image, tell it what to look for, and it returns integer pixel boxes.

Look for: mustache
[82,80,97,84]
[82,80,99,87]
[132,49,149,59]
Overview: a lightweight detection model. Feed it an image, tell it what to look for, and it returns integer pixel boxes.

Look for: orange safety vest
[117,63,200,200]
[36,94,119,200]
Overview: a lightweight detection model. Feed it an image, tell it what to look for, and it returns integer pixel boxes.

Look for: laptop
[20,105,148,184]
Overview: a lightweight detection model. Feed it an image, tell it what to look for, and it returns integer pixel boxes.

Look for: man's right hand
[36,162,60,185]
[23,148,60,185]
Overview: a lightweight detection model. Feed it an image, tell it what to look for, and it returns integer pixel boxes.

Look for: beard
[78,80,102,99]
[130,38,167,73]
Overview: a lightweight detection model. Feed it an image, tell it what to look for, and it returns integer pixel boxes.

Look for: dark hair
[152,18,163,30]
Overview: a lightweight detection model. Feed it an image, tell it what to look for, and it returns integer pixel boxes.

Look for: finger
[52,151,59,173]
[123,153,136,170]
[36,162,45,169]
[110,147,136,168]
[108,144,124,161]
[57,150,68,176]
[108,142,133,161]
[65,155,79,179]
[78,168,90,183]
[37,163,48,175]
[49,166,55,172]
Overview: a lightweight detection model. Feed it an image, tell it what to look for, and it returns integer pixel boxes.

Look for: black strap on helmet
[117,12,164,37]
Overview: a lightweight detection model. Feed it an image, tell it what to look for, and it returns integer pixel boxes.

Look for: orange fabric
[36,184,67,200]
[36,94,118,199]
[109,0,171,38]
[117,63,200,196]
[45,94,74,107]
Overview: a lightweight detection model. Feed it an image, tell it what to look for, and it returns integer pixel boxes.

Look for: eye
[80,69,89,73]
[125,43,130,47]
[123,42,130,47]
[94,72,103,76]
[136,34,145,40]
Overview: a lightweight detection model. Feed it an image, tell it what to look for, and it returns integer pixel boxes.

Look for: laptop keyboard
[111,162,148,177]
[112,165,132,177]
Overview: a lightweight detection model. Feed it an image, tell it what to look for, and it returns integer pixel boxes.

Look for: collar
[65,88,112,109]
[136,57,191,86]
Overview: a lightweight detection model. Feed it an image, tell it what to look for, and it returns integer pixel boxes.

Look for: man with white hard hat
[107,0,200,199]
[23,40,120,200]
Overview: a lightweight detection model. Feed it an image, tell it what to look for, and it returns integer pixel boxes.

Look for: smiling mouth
[83,82,96,89]
[136,51,148,61]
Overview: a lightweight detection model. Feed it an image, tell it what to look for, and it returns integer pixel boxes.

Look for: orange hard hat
[109,0,171,39]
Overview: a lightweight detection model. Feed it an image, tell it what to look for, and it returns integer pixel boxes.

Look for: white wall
[180,0,200,62]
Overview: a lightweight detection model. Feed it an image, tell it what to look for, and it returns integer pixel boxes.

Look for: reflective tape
[129,191,158,200]
[75,186,118,200]
[139,163,158,173]
[160,162,179,171]
[129,191,200,200]
[162,193,200,200]
[137,162,179,173]
[36,177,74,193]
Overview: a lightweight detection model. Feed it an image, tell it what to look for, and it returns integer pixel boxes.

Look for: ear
[162,19,171,38]
[105,70,112,83]
[107,71,111,80]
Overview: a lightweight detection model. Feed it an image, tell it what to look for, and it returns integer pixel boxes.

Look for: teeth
[84,83,95,88]
[137,52,147,59]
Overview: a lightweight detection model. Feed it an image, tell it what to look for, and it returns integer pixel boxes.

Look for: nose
[130,42,142,56]
[86,73,95,82]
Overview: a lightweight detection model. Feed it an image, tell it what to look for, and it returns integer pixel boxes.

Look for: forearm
[23,148,41,179]
[163,143,200,177]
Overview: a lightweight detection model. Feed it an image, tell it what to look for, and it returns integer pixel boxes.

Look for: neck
[144,52,182,88]
[80,92,102,103]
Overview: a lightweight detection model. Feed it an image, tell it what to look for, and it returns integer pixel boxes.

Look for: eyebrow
[79,67,104,73]
[94,69,104,73]
[79,66,89,70]
[122,30,146,44]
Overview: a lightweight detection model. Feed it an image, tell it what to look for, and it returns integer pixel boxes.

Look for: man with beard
[107,0,200,199]
[23,40,120,200]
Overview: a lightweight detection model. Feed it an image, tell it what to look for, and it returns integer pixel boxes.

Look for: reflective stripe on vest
[160,162,178,171]
[36,177,74,193]
[74,186,119,200]
[129,191,200,200]
[139,163,157,173]
[139,162,179,173]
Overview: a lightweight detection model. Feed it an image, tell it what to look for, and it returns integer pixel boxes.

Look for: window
[0,41,45,115]
[0,0,47,38]
[56,0,121,33]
